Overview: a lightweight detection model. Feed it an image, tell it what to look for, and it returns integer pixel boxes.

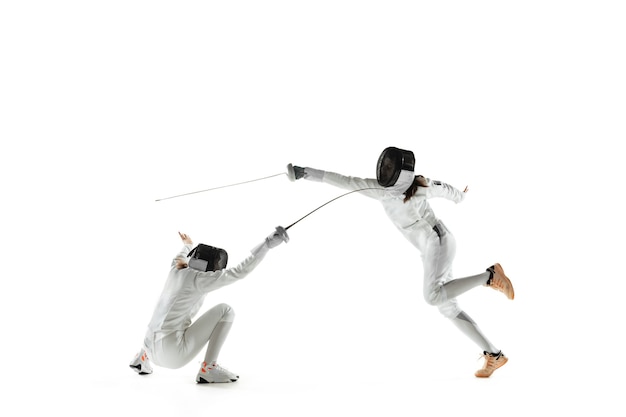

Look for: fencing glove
[251,226,290,256]
[287,163,324,182]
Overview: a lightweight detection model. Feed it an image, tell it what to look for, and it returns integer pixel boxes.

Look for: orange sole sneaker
[475,352,508,378]
[488,263,515,300]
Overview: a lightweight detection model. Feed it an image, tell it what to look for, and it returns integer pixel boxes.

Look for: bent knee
[216,303,235,322]
[423,285,445,307]
[423,290,460,319]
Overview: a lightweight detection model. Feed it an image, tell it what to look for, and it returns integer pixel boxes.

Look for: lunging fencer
[129,227,289,383]
[289,147,514,378]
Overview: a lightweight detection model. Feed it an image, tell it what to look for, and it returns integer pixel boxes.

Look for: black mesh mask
[376,147,415,187]
[187,244,228,272]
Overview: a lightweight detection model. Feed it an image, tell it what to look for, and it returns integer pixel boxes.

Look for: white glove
[287,164,305,181]
[251,226,290,256]
[266,225,289,248]
[287,164,324,182]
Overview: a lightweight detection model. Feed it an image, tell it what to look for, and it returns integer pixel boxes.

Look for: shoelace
[199,361,232,374]
[479,351,504,365]
[475,354,495,372]
[213,364,231,374]
[487,272,510,293]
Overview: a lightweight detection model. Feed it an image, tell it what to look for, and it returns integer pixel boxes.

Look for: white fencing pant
[420,222,498,353]
[151,303,235,369]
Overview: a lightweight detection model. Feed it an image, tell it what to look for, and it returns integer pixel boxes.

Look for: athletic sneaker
[196,361,239,383]
[129,349,153,375]
[485,263,515,300]
[475,351,508,378]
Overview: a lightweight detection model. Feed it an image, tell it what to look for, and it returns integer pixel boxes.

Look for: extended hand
[287,163,306,181]
[178,231,193,245]
[266,226,290,248]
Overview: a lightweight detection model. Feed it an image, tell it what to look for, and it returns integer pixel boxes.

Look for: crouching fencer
[129,226,289,383]
[289,147,514,378]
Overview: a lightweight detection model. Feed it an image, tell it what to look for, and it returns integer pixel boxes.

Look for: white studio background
[1,1,625,416]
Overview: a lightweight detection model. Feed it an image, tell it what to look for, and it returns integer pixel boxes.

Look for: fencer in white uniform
[129,227,289,383]
[289,147,514,378]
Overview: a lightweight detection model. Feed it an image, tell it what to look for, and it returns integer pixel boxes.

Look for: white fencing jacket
[145,243,269,343]
[305,168,465,250]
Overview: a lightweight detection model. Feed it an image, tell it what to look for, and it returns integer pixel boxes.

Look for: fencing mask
[187,244,228,272]
[376,147,415,187]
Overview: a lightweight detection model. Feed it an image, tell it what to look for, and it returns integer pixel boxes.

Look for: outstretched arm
[288,163,385,199]
[192,226,290,292]
[426,179,468,203]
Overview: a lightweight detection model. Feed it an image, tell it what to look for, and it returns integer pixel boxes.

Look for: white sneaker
[129,349,153,375]
[196,361,239,383]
